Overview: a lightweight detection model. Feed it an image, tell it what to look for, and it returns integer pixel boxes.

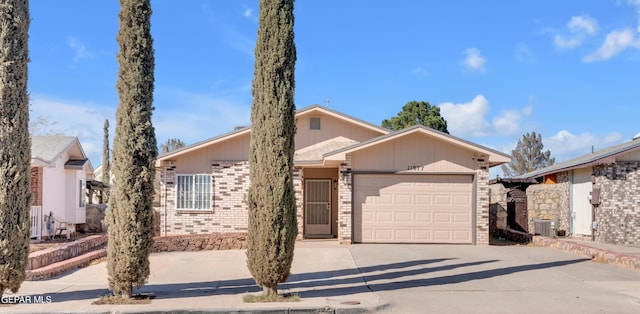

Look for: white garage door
[354,174,474,244]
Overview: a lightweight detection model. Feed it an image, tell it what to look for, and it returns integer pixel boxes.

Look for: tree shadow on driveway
[42,257,589,302]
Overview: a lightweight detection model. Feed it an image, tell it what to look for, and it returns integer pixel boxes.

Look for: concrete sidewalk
[2,241,384,313]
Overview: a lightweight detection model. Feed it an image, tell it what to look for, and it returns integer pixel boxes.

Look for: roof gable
[156,105,389,166]
[324,125,511,166]
[32,136,86,165]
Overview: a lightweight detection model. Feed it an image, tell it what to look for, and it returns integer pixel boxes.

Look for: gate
[507,189,528,232]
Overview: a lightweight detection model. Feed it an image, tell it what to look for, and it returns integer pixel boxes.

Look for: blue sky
[29,1,640,177]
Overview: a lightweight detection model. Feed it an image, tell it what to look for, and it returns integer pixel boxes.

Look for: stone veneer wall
[526,171,570,234]
[489,183,507,234]
[475,155,490,245]
[593,162,640,246]
[338,154,353,244]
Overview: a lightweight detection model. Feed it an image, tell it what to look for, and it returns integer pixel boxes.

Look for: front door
[305,179,331,236]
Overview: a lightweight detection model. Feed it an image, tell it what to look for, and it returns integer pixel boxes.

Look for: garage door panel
[376,211,393,222]
[453,212,471,223]
[415,212,431,223]
[434,212,452,223]
[395,194,412,204]
[395,211,412,223]
[354,174,473,244]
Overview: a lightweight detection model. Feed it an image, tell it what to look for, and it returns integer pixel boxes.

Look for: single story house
[31,136,94,239]
[511,135,640,245]
[155,105,510,244]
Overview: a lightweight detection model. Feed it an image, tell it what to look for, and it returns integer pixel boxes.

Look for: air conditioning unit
[534,219,555,237]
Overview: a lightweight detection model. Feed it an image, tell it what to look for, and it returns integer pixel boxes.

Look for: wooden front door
[305,179,331,236]
[507,189,528,232]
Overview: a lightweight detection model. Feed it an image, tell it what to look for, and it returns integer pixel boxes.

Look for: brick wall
[30,167,43,206]
[294,168,303,240]
[594,162,640,245]
[475,155,490,245]
[159,161,250,235]
[338,154,353,244]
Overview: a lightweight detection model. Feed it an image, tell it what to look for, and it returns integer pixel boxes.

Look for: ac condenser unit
[534,219,555,237]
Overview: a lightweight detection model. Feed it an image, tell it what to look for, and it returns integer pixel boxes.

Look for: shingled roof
[515,137,640,179]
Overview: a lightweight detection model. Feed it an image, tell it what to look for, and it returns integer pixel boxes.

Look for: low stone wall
[532,236,640,271]
[85,204,107,233]
[26,249,106,281]
[494,228,532,243]
[152,233,247,252]
[27,234,107,270]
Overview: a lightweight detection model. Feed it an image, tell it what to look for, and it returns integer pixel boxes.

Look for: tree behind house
[160,138,185,154]
[0,0,32,299]
[106,0,157,298]
[501,131,555,177]
[382,101,449,133]
[102,119,110,203]
[246,0,297,296]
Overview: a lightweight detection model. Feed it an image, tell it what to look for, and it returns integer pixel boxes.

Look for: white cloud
[568,15,598,35]
[582,28,640,62]
[67,37,93,62]
[439,95,533,137]
[544,130,622,160]
[553,15,598,49]
[620,0,640,32]
[30,94,114,168]
[554,35,581,49]
[462,48,486,72]
[515,43,535,63]
[440,95,490,137]
[153,88,251,146]
[243,8,253,18]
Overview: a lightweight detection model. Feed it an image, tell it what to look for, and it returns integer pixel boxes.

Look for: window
[177,174,211,210]
[310,117,321,130]
[79,180,85,207]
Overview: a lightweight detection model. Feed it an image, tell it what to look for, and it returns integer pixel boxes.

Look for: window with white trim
[177,174,212,210]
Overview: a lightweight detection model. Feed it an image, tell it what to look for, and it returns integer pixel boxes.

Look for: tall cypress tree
[101,119,110,203]
[0,0,31,299]
[246,0,297,296]
[106,0,157,298]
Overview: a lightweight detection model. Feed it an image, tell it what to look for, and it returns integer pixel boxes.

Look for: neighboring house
[510,135,640,245]
[155,105,510,244]
[31,136,94,239]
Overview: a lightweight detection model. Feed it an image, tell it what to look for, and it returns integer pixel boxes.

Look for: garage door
[354,174,473,243]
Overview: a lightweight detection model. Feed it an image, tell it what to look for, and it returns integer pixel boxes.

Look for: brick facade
[338,154,353,244]
[159,161,250,235]
[593,162,640,245]
[159,154,491,245]
[30,167,43,206]
[293,168,303,240]
[475,155,490,245]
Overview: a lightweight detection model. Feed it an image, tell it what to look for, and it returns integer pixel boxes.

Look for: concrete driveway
[347,244,640,314]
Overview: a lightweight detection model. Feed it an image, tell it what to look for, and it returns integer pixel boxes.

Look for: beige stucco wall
[173,133,251,173]
[351,132,477,173]
[295,111,384,152]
